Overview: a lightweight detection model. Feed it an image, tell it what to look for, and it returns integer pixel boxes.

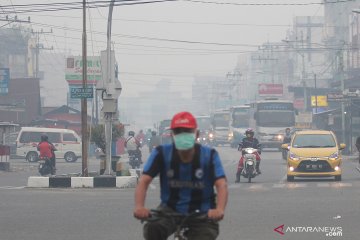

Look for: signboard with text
[311,95,328,107]
[65,56,102,84]
[0,68,10,95]
[258,83,283,96]
[70,87,93,99]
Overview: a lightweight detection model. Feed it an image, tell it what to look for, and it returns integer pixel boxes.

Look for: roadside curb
[27,176,137,188]
[344,155,359,162]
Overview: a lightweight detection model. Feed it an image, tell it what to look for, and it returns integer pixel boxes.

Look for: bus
[251,99,296,150]
[211,109,231,146]
[229,105,251,147]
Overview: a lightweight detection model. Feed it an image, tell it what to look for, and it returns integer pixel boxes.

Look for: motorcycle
[236,147,259,183]
[38,157,53,176]
[128,150,142,169]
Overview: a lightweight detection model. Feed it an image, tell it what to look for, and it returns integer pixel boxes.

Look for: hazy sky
[1,0,324,97]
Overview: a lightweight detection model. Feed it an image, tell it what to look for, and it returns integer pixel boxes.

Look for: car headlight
[328,152,339,159]
[209,133,214,138]
[289,152,299,161]
[228,132,234,137]
[277,134,283,140]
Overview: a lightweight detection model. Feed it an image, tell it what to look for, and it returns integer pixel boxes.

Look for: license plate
[306,164,323,170]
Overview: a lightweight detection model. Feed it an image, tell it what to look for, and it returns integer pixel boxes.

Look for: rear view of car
[283,130,345,182]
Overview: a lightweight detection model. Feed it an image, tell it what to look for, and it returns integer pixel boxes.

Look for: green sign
[70,88,93,99]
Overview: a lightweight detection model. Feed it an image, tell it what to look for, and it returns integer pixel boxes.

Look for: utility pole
[81,0,88,177]
[31,29,53,78]
[96,0,122,175]
[0,15,30,28]
[314,73,317,114]
[339,50,346,145]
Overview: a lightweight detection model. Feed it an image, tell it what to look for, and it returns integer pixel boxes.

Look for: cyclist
[134,111,228,240]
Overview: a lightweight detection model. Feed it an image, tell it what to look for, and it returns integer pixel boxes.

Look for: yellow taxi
[281,130,346,181]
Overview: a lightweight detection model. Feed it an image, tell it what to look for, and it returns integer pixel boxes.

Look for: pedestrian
[133,111,228,240]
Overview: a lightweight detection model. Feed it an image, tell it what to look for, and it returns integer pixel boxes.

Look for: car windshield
[292,134,336,148]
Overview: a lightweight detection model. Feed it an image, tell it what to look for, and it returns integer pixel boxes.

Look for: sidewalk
[343,154,359,162]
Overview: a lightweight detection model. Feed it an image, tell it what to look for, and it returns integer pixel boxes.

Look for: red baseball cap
[170,111,197,129]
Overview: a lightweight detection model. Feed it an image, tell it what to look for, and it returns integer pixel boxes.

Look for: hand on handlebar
[207,208,224,221]
[134,207,151,220]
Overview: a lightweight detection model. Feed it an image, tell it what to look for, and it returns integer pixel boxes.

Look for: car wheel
[26,151,39,162]
[64,152,77,162]
[334,175,342,181]
[287,175,294,182]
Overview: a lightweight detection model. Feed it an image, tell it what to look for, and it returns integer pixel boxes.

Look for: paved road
[0,146,359,240]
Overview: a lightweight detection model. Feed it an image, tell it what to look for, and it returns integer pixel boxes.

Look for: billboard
[65,56,101,85]
[258,83,283,96]
[0,68,10,95]
[311,95,328,107]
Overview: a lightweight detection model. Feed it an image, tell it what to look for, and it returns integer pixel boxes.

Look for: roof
[295,130,333,135]
[20,127,76,133]
[43,105,81,115]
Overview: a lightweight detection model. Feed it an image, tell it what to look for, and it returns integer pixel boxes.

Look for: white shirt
[125,136,138,151]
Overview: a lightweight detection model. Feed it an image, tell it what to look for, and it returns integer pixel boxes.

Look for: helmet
[245,128,254,137]
[128,131,135,137]
[41,134,48,142]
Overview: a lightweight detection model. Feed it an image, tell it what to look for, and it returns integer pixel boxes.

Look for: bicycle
[143,209,208,240]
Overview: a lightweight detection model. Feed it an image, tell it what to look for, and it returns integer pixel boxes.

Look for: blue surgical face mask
[173,132,196,150]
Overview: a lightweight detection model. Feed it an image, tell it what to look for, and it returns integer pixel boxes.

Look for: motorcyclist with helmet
[282,128,292,160]
[235,128,261,183]
[125,131,142,163]
[37,134,57,175]
[148,131,161,153]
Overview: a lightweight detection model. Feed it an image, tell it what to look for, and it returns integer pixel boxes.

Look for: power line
[0,0,179,14]
[182,0,356,6]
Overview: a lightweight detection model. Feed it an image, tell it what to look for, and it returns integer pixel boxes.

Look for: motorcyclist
[125,131,142,163]
[37,134,56,175]
[283,128,292,144]
[235,128,261,183]
[145,129,152,145]
[148,131,161,153]
[282,128,292,160]
[136,130,145,146]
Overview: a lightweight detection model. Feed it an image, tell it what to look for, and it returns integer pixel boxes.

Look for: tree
[91,123,124,154]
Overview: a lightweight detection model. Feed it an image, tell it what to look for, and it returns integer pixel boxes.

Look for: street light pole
[106,0,115,175]
[81,0,88,177]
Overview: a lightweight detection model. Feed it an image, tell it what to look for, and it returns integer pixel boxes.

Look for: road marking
[286,183,307,189]
[330,183,352,188]
[149,184,156,190]
[248,184,267,191]
[0,186,26,190]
